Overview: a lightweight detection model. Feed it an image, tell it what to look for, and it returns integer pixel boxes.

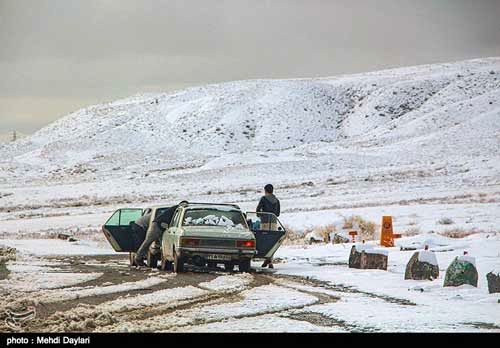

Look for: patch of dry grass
[403,227,421,236]
[439,228,480,238]
[311,224,335,242]
[342,215,377,240]
[283,225,305,245]
[283,223,336,245]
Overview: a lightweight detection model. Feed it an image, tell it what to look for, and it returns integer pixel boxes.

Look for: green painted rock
[405,251,439,280]
[443,256,478,287]
[486,272,500,294]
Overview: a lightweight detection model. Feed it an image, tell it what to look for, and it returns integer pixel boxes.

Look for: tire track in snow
[105,283,323,332]
[26,273,259,332]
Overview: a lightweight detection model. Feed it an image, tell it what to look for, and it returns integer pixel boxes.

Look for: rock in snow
[349,245,388,270]
[331,233,350,244]
[486,272,500,294]
[405,251,439,280]
[443,256,479,287]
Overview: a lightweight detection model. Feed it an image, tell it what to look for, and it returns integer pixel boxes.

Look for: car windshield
[183,208,246,229]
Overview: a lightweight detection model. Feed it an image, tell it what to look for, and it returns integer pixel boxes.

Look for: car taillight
[180,238,201,247]
[236,240,255,248]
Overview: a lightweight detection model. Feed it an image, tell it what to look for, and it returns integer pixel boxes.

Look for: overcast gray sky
[1,0,499,135]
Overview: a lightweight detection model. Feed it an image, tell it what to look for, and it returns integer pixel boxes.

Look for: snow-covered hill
[0,57,499,216]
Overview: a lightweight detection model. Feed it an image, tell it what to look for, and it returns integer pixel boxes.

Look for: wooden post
[348,231,358,243]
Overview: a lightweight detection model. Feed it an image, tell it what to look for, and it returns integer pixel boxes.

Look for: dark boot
[134,257,146,267]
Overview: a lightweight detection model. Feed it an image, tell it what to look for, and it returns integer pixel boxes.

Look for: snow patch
[417,250,438,266]
[458,255,476,266]
[99,285,208,312]
[354,243,388,256]
[198,273,253,292]
[39,276,170,303]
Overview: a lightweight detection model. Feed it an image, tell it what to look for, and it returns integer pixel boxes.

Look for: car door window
[105,210,121,226]
[246,212,283,232]
[102,208,144,252]
[120,209,143,226]
[104,209,143,227]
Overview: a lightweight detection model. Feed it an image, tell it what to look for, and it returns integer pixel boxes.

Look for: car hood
[180,226,255,240]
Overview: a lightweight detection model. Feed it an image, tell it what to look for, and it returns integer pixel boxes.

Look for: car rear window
[155,208,169,218]
[183,208,246,228]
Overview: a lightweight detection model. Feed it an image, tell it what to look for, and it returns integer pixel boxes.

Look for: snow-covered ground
[1,232,498,332]
[273,233,500,331]
[0,58,499,332]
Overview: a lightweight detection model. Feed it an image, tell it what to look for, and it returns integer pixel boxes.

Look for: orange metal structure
[380,216,395,247]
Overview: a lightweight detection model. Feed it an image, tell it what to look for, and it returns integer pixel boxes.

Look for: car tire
[224,262,235,272]
[238,259,251,273]
[147,251,159,268]
[207,261,217,269]
[173,249,185,273]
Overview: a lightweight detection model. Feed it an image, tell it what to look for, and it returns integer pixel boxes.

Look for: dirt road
[0,254,348,333]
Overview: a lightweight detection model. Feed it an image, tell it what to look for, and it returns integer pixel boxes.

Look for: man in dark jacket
[256,184,280,218]
[256,184,280,269]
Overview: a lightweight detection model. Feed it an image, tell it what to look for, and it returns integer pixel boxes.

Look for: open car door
[246,212,287,260]
[102,208,144,252]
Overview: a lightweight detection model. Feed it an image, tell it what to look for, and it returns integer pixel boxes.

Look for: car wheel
[173,249,185,273]
[224,262,235,272]
[146,251,159,268]
[207,261,217,269]
[238,259,251,273]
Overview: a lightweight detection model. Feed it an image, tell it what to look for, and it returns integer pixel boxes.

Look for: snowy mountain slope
[0,57,499,212]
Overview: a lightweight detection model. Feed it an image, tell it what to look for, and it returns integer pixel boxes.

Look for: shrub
[342,215,377,240]
[312,224,335,242]
[437,217,454,225]
[283,224,337,245]
[403,227,421,236]
[439,228,479,238]
[282,225,305,245]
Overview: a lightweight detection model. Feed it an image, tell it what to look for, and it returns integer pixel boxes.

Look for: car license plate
[207,254,231,261]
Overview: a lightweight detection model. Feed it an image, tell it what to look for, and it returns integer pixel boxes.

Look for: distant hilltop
[1,57,499,175]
